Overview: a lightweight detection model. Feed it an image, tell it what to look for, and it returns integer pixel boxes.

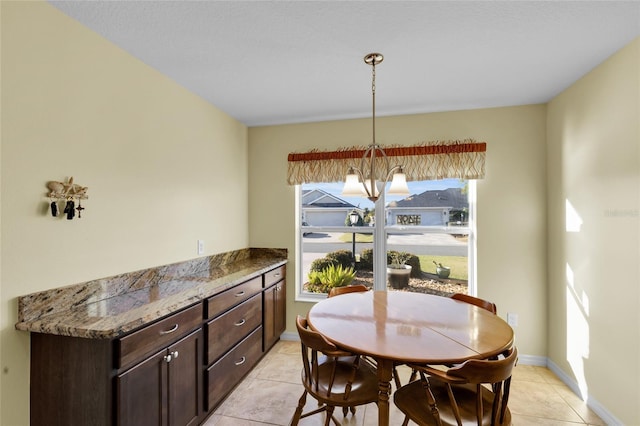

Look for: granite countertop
[15,248,287,339]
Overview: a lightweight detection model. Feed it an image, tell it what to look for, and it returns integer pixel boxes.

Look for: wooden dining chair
[394,346,518,426]
[291,316,379,426]
[327,284,370,298]
[451,293,498,314]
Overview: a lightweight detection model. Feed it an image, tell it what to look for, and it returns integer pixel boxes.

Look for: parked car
[302,221,312,236]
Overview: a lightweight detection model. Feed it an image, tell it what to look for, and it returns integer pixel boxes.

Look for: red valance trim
[287,142,486,162]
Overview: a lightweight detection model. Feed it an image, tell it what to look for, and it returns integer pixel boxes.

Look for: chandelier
[341,53,410,202]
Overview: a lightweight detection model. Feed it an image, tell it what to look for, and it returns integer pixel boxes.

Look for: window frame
[295,180,476,301]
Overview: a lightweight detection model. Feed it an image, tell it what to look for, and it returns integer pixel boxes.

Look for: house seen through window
[297,178,475,301]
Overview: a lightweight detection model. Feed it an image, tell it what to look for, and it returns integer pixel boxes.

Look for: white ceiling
[49,1,640,127]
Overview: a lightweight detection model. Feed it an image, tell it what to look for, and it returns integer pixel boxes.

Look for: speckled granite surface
[15,248,287,339]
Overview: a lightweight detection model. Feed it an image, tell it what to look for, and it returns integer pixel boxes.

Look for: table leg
[376,358,393,426]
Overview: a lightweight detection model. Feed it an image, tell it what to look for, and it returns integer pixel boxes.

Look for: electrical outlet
[197,240,205,255]
[507,313,518,327]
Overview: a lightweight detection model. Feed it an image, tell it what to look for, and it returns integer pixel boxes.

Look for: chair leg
[325,405,339,426]
[393,363,402,389]
[290,390,307,426]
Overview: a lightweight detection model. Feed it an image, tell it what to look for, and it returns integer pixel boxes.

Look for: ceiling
[49,1,640,127]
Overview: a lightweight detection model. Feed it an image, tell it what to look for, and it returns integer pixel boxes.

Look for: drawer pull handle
[235,291,245,297]
[234,319,246,327]
[235,356,246,366]
[159,324,179,335]
[274,273,281,277]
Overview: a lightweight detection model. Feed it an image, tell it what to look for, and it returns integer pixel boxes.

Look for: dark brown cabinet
[27,261,287,426]
[203,277,263,412]
[263,265,286,351]
[117,329,202,426]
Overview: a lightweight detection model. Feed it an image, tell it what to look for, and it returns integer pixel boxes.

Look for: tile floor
[203,340,605,426]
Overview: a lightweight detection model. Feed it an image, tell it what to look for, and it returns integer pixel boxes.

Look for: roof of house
[388,188,468,209]
[302,189,357,209]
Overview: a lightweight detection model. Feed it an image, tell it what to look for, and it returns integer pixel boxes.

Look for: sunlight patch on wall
[566,199,583,233]
[566,262,590,400]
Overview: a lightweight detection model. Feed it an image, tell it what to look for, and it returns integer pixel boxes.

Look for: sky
[309,178,466,209]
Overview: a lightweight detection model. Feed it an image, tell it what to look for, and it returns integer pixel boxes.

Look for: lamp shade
[342,172,366,196]
[387,172,410,196]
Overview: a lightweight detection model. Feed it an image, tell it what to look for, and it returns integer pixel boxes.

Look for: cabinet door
[263,280,286,351]
[117,348,167,426]
[274,280,286,338]
[167,330,202,426]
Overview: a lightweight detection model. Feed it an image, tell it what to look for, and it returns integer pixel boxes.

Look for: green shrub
[306,264,356,293]
[360,248,374,270]
[326,250,354,269]
[309,257,337,273]
[386,250,422,277]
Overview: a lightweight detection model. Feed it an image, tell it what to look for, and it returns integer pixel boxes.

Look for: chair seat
[394,378,512,426]
[303,358,380,407]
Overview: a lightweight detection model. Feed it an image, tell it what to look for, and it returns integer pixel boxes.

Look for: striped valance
[287,139,486,185]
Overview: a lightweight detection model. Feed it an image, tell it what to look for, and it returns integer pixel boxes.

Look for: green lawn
[418,255,468,280]
[337,234,467,280]
[339,233,374,243]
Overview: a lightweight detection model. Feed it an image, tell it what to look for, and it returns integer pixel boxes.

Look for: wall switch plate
[507,313,518,327]
[197,240,205,255]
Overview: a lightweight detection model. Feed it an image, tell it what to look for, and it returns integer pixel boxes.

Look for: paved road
[303,232,467,256]
[301,232,467,277]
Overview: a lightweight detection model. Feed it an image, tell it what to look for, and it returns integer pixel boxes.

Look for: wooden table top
[307,291,514,365]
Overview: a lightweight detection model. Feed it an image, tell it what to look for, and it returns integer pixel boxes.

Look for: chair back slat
[291,315,380,425]
[328,284,369,298]
[394,347,518,425]
[450,293,497,314]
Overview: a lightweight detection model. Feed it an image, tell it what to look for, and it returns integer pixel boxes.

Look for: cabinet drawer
[264,265,285,288]
[206,276,262,319]
[117,303,202,370]
[206,326,262,411]
[206,294,261,364]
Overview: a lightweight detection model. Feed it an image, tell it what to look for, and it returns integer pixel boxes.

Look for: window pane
[297,179,473,298]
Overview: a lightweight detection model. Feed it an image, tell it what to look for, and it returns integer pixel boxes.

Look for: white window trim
[295,181,477,301]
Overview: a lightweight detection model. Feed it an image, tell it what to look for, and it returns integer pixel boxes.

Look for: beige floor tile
[552,384,606,426]
[511,364,550,383]
[509,380,584,423]
[209,339,605,426]
[252,350,302,384]
[511,413,589,425]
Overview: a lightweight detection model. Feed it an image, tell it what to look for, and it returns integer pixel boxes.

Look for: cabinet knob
[163,354,172,363]
[234,319,246,327]
[234,356,246,366]
[171,350,179,359]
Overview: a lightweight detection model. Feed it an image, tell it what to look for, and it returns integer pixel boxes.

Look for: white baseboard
[546,358,622,426]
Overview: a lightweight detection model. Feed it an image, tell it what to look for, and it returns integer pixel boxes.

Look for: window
[296,179,475,301]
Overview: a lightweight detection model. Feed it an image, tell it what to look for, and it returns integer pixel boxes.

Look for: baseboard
[516,353,547,366]
[546,358,622,426]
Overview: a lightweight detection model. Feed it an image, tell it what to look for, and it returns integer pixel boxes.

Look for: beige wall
[248,105,549,358]
[0,2,248,424]
[547,38,640,424]
[3,1,636,424]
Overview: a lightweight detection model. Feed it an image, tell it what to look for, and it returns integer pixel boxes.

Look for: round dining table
[306,290,514,426]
